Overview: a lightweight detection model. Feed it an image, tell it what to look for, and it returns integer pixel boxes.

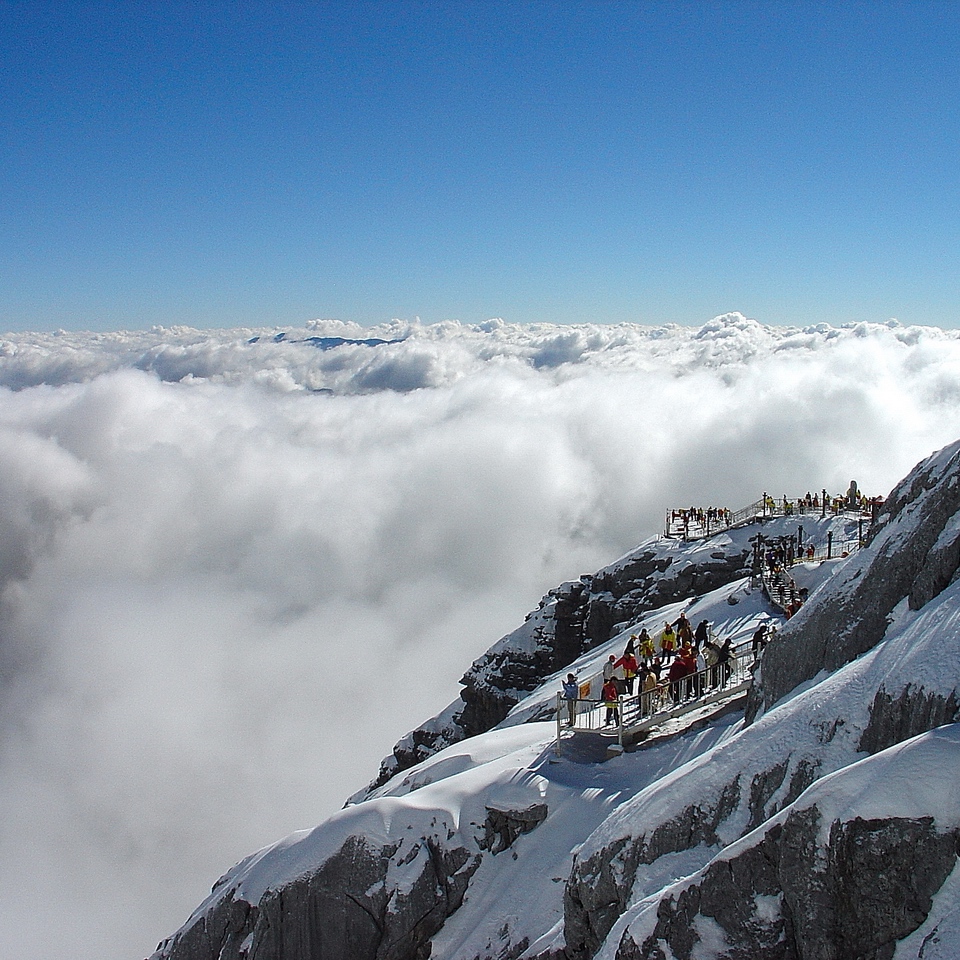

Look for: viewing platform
[556,637,756,758]
[664,487,882,541]
[556,486,883,758]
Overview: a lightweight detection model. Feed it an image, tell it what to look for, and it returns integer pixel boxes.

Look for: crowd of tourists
[667,506,732,537]
[563,484,882,729]
[774,489,883,517]
[561,613,768,728]
[669,484,883,541]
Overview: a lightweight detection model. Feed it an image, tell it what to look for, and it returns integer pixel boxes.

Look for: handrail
[556,638,758,751]
[665,493,877,539]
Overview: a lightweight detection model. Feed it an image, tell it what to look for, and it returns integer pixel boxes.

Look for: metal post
[822,488,827,518]
[827,531,833,559]
[555,692,562,757]
[618,696,624,750]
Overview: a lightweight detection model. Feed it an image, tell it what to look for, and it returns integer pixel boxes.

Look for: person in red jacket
[679,645,698,699]
[614,650,639,694]
[668,653,692,705]
[601,677,620,726]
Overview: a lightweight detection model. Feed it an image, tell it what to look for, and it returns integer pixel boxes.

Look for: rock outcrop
[153,823,485,960]
[611,728,960,960]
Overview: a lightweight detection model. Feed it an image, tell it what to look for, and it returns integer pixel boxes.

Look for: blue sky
[2,0,959,331]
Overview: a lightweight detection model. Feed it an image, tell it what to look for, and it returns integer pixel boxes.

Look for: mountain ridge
[148,441,960,960]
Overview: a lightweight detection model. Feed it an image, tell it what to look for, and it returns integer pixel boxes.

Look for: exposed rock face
[478,802,549,855]
[564,780,744,959]
[750,441,960,719]
[616,812,959,960]
[859,685,960,756]
[153,833,483,960]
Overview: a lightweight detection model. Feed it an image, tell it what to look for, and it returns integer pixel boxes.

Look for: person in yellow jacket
[659,622,677,656]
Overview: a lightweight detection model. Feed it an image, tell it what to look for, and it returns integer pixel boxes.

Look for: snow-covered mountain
[148,439,960,960]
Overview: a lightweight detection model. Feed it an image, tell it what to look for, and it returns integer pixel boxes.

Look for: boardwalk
[556,488,881,757]
[665,490,879,541]
[556,637,756,755]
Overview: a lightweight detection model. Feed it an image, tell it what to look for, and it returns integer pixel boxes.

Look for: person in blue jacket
[561,673,579,726]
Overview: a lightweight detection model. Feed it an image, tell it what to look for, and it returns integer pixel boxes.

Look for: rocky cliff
[363,534,756,794]
[748,440,960,721]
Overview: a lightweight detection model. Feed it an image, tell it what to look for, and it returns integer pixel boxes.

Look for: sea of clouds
[2,312,960,960]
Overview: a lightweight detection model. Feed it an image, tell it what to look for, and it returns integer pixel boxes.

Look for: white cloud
[1,314,959,959]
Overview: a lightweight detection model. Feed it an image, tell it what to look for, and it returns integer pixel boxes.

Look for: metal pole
[555,692,562,757]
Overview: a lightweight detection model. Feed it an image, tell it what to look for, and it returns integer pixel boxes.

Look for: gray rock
[477,802,549,855]
[152,834,481,960]
[859,685,960,756]
[617,811,960,960]
[564,779,742,959]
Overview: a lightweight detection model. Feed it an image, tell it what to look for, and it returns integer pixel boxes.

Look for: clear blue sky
[2,0,959,331]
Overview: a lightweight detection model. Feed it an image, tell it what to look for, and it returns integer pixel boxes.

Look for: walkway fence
[556,637,756,752]
[665,492,880,541]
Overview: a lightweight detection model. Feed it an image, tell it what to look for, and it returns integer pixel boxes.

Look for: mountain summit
[149,442,960,960]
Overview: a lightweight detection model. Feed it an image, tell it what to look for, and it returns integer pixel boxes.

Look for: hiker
[561,673,579,726]
[716,637,733,685]
[614,648,639,694]
[638,628,655,659]
[668,654,691,705]
[601,677,620,726]
[679,645,698,699]
[675,613,693,645]
[695,645,708,697]
[659,622,677,656]
[694,619,710,647]
[703,635,722,687]
[641,665,660,715]
[603,655,619,681]
[752,623,768,658]
[649,655,663,682]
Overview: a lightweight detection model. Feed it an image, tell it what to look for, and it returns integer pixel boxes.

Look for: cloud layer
[2,314,960,959]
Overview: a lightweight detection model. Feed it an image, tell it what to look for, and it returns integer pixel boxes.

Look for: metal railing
[665,493,877,539]
[556,639,757,750]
